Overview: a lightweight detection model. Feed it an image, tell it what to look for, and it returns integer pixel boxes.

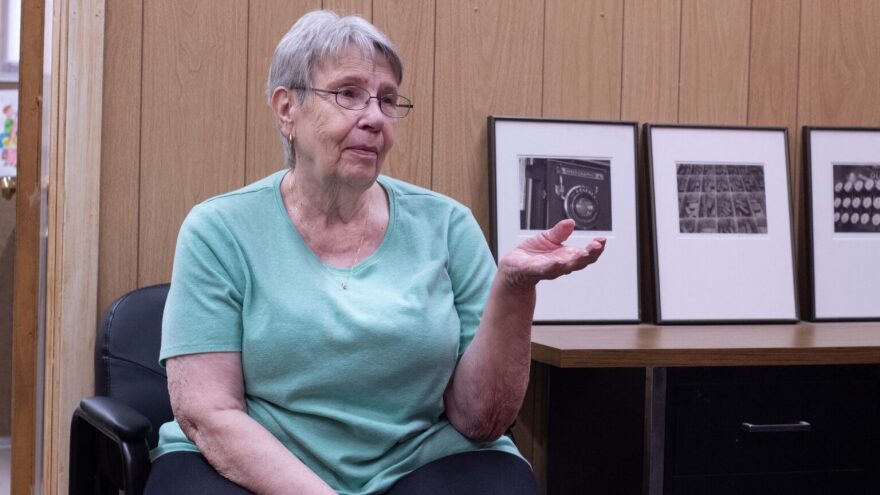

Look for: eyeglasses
[299,86,413,118]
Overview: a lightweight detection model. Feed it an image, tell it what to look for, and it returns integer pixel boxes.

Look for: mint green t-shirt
[153,170,520,494]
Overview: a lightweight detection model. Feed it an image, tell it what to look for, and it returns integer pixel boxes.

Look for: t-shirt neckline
[272,169,395,274]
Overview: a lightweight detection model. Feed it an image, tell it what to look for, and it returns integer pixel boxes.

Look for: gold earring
[288,132,293,145]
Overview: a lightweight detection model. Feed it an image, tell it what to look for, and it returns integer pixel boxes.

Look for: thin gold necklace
[289,172,371,290]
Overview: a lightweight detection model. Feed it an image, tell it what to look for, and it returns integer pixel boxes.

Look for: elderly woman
[145,10,605,495]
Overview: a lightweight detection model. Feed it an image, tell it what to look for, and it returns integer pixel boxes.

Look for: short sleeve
[159,204,248,365]
[446,205,496,359]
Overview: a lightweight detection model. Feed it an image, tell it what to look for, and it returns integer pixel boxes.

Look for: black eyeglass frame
[296,86,414,118]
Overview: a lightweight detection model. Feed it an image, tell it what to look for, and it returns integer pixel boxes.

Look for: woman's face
[290,45,398,189]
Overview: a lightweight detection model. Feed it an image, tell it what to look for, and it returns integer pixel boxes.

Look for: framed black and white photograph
[804,127,880,321]
[647,124,797,323]
[489,116,640,323]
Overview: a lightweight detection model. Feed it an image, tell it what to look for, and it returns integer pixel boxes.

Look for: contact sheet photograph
[804,127,880,321]
[646,124,798,323]
[489,117,640,323]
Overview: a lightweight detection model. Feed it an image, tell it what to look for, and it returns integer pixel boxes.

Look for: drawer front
[668,470,869,495]
[665,366,880,477]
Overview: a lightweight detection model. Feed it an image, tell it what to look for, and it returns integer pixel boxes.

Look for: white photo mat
[805,128,880,320]
[489,117,640,322]
[648,125,797,322]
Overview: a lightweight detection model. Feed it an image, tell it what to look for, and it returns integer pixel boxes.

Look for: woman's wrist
[497,256,539,294]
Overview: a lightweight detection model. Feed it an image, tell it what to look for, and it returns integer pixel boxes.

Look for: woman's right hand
[498,219,606,290]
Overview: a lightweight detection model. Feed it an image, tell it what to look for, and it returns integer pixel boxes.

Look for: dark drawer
[667,470,869,495]
[665,366,880,478]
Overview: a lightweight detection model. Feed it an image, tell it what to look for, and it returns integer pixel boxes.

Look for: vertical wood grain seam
[429,0,437,190]
[49,0,66,396]
[46,0,68,484]
[540,0,547,117]
[244,0,251,187]
[618,0,627,120]
[745,0,754,122]
[793,0,805,309]
[136,1,145,288]
[429,0,436,190]
[676,0,684,123]
[794,0,803,129]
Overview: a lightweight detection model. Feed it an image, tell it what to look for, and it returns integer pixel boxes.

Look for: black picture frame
[646,124,799,324]
[488,116,641,323]
[803,126,880,321]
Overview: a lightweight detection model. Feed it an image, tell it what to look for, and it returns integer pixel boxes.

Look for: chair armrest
[70,396,153,495]
[77,396,153,443]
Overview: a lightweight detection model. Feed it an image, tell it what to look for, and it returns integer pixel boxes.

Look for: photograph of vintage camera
[676,163,768,234]
[832,164,880,233]
[519,157,612,231]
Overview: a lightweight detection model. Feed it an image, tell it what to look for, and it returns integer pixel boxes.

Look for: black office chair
[69,283,172,495]
[68,283,520,495]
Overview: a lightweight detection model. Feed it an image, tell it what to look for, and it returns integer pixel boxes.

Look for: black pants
[144,450,538,495]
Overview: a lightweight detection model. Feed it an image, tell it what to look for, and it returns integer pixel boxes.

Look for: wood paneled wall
[99,0,880,319]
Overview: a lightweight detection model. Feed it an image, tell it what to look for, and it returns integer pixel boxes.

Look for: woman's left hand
[499,219,606,290]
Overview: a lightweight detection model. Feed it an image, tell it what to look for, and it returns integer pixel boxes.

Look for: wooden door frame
[12,0,104,493]
[12,0,46,492]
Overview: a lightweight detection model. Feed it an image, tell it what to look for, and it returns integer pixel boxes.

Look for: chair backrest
[95,283,172,448]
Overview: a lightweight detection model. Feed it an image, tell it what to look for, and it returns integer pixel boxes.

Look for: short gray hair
[267,10,404,168]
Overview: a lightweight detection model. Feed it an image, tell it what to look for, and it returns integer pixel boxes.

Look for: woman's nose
[358,99,387,129]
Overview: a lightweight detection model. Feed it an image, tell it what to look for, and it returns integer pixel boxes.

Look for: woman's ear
[271,87,296,139]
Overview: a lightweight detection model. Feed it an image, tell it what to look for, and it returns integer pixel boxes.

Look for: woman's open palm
[499,219,606,289]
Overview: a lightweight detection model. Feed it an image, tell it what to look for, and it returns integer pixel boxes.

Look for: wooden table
[530,322,880,368]
[516,323,880,494]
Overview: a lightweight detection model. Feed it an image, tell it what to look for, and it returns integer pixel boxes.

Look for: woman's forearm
[167,353,335,495]
[444,271,536,441]
[181,408,335,495]
[445,221,605,440]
